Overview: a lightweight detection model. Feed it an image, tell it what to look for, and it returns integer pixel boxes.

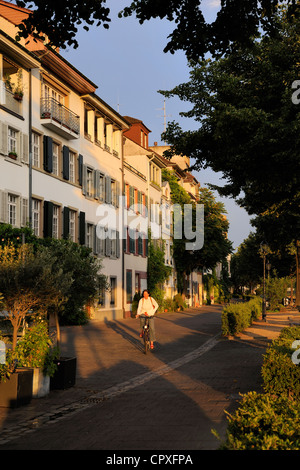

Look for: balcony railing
[41,97,80,137]
[1,86,22,115]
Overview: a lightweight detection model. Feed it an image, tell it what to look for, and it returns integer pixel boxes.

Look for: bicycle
[140,315,151,354]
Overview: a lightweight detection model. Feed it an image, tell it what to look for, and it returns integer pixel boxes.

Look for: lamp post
[260,242,269,322]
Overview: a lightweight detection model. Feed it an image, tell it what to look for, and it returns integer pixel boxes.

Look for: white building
[0,0,129,321]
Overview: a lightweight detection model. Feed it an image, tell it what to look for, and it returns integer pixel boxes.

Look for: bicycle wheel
[144,328,149,354]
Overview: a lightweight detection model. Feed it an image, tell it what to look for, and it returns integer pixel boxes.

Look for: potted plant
[0,335,33,408]
[13,69,23,102]
[14,320,59,398]
[8,151,18,160]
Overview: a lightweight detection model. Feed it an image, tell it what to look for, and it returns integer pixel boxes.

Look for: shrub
[14,320,59,377]
[221,391,300,450]
[261,326,300,398]
[221,297,262,336]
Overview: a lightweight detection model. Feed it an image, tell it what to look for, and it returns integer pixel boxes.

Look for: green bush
[220,391,300,450]
[261,326,300,398]
[14,320,59,377]
[221,297,262,336]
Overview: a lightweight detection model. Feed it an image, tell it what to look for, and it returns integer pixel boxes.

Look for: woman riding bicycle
[136,289,158,349]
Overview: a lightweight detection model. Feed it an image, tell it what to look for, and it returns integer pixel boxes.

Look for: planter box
[50,357,76,390]
[0,368,33,408]
[32,367,50,398]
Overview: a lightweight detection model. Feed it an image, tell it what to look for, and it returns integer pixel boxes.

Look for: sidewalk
[0,306,299,450]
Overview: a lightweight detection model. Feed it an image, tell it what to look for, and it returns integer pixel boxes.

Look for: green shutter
[43,201,53,238]
[63,207,70,239]
[79,211,86,245]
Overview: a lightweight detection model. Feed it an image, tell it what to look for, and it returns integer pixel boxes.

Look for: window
[52,142,59,176]
[126,270,132,303]
[8,194,17,226]
[53,205,59,239]
[86,168,94,197]
[69,210,76,242]
[32,132,40,167]
[135,272,140,294]
[8,127,17,154]
[98,285,105,308]
[69,151,75,183]
[86,223,94,249]
[110,277,116,306]
[42,83,64,104]
[32,199,41,236]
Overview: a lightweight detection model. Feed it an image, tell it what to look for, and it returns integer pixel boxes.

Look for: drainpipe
[121,134,125,318]
[28,69,32,229]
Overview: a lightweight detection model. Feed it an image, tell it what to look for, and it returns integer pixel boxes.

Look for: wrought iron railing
[41,97,80,135]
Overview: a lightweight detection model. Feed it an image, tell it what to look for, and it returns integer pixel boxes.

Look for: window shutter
[129,229,135,254]
[105,176,111,204]
[99,174,105,202]
[82,164,87,196]
[79,211,86,245]
[0,123,8,155]
[129,186,134,209]
[116,231,120,258]
[116,181,120,208]
[62,145,70,180]
[63,206,70,239]
[94,170,100,200]
[21,197,28,227]
[43,135,53,173]
[105,229,111,257]
[78,154,83,185]
[44,200,53,237]
[0,191,8,223]
[21,133,29,163]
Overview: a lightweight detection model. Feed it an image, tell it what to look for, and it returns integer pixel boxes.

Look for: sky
[61,0,253,250]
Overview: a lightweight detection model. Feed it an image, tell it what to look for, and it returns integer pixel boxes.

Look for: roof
[123,115,152,133]
[0,0,30,25]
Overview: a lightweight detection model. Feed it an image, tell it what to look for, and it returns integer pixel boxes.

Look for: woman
[136,289,158,349]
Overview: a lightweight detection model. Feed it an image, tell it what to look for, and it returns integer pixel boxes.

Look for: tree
[160,10,300,303]
[147,231,172,293]
[0,243,70,350]
[162,169,231,293]
[231,233,263,294]
[11,0,300,59]
[40,238,107,325]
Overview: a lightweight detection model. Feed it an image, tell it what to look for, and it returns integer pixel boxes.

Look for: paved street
[0,305,293,451]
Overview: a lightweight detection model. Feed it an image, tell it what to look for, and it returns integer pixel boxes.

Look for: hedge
[261,326,300,398]
[218,326,300,450]
[221,297,262,336]
[220,391,300,450]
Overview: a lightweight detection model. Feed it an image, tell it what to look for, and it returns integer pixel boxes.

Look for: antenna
[156,99,171,143]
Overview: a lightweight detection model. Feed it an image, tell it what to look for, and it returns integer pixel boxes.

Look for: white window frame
[32,199,41,236]
[32,131,40,167]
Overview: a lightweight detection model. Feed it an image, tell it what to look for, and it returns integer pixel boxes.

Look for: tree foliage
[162,169,231,292]
[11,0,300,58]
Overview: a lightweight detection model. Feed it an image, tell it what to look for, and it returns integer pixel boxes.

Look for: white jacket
[137,296,158,317]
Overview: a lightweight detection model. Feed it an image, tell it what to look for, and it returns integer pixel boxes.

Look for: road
[0,305,266,452]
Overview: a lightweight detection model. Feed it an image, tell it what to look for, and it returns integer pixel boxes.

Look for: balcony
[41,97,80,140]
[1,85,22,116]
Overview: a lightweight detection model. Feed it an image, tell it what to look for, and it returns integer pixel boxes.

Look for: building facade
[0,0,129,321]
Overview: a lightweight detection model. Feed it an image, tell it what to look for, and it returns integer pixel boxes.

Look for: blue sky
[61,0,253,250]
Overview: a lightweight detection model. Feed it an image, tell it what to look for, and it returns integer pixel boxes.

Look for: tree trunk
[296,241,300,306]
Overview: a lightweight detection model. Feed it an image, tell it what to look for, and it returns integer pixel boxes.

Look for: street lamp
[260,242,269,322]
